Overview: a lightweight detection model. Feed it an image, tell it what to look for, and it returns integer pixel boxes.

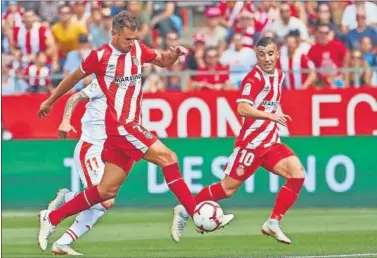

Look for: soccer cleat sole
[261,229,291,245]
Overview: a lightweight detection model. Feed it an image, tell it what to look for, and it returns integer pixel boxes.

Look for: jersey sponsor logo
[115,74,142,87]
[242,83,251,95]
[262,100,279,108]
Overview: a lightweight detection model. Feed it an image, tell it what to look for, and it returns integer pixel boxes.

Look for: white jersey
[80,80,107,145]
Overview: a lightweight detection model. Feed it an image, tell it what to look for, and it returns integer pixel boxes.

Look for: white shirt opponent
[80,79,107,145]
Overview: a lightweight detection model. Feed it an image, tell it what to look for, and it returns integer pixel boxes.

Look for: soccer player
[47,80,109,255]
[171,37,305,245]
[37,10,234,251]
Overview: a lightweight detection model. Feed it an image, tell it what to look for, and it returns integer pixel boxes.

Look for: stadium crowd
[2,0,377,94]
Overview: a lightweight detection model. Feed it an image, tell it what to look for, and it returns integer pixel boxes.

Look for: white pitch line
[284,253,377,258]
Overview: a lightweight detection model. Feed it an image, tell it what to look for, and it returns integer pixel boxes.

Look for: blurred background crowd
[2,0,377,95]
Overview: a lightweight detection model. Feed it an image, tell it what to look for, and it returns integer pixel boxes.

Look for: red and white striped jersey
[2,7,24,28]
[23,64,51,87]
[218,1,255,28]
[80,41,157,134]
[13,23,51,55]
[278,49,314,90]
[236,65,284,149]
[235,26,256,48]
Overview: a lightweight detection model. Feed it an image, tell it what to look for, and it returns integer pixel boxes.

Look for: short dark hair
[256,37,277,48]
[112,11,138,32]
[317,23,330,30]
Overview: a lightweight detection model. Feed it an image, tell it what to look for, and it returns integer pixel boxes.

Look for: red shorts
[102,122,158,173]
[223,143,296,181]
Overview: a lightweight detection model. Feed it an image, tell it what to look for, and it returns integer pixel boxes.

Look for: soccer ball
[193,201,224,232]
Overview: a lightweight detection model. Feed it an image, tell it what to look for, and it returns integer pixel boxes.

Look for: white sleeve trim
[236,98,254,105]
[79,63,86,74]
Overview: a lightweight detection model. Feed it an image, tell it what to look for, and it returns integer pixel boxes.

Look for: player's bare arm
[237,102,292,127]
[58,91,89,139]
[152,46,188,68]
[38,68,88,118]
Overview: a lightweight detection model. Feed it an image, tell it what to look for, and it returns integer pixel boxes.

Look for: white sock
[56,208,106,245]
[64,191,76,203]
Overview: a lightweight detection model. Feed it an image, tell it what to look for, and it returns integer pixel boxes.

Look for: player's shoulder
[243,66,264,84]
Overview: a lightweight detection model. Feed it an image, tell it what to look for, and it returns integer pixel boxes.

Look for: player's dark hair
[112,11,138,32]
[256,37,277,48]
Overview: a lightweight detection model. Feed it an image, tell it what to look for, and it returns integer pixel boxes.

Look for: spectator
[280,29,311,55]
[346,9,377,49]
[344,49,372,87]
[71,1,90,25]
[52,5,87,64]
[11,10,59,71]
[220,32,257,88]
[165,60,186,91]
[142,63,164,93]
[217,1,254,30]
[89,8,112,49]
[63,34,92,92]
[2,1,24,28]
[269,2,309,44]
[341,1,377,33]
[234,9,258,48]
[312,3,345,42]
[308,23,348,88]
[360,36,376,66]
[198,7,227,51]
[127,2,151,45]
[33,1,61,24]
[185,33,206,71]
[147,2,182,38]
[278,31,316,90]
[22,51,53,93]
[191,47,231,91]
[253,2,278,34]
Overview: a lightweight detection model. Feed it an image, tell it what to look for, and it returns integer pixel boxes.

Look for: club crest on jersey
[144,131,153,139]
[236,165,245,176]
[132,56,139,66]
[242,83,251,95]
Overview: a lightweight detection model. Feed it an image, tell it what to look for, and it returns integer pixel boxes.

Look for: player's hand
[171,46,188,57]
[58,120,77,139]
[269,113,292,127]
[38,100,53,118]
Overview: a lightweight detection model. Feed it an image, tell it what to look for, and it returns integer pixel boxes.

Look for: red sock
[195,182,228,203]
[271,178,305,221]
[49,186,103,226]
[162,163,196,216]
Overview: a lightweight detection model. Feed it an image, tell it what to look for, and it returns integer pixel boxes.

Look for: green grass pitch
[2,208,377,258]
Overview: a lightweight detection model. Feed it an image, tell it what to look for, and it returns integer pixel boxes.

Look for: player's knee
[220,180,240,197]
[102,198,115,209]
[158,150,178,166]
[97,184,120,200]
[286,162,305,179]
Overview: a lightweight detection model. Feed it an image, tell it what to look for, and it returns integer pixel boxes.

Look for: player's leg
[171,147,262,242]
[260,143,305,244]
[38,145,131,251]
[52,143,116,255]
[143,140,197,216]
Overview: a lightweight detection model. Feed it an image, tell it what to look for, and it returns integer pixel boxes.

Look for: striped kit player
[171,37,306,245]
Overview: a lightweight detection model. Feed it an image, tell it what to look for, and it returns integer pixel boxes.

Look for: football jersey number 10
[239,149,255,166]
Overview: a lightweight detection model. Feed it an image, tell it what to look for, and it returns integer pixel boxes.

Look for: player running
[171,37,305,245]
[47,80,109,255]
[37,11,234,251]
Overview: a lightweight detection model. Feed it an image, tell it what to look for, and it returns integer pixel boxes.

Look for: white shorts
[73,140,105,188]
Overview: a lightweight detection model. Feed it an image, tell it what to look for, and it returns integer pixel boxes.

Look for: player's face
[112,27,138,53]
[256,43,279,74]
